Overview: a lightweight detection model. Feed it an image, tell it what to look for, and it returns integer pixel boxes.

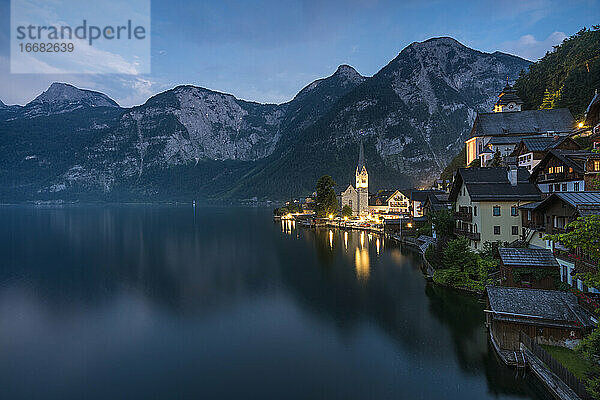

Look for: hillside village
[275,82,600,399]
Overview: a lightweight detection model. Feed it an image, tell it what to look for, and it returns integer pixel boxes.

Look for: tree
[341,205,353,218]
[546,215,600,288]
[429,209,455,239]
[468,159,481,168]
[443,236,479,274]
[315,175,338,217]
[488,149,502,167]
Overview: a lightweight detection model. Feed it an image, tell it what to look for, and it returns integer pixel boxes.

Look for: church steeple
[493,79,524,112]
[355,141,368,189]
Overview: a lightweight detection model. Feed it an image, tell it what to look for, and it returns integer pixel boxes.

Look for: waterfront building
[528,149,600,193]
[449,166,542,250]
[498,248,560,290]
[341,142,369,216]
[368,189,410,216]
[485,286,596,351]
[410,189,445,219]
[520,191,600,293]
[465,83,574,166]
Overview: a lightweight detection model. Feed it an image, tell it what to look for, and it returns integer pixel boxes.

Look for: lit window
[594,160,600,171]
[556,166,563,173]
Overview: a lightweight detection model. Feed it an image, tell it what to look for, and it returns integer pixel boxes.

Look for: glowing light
[329,230,333,248]
[578,122,584,128]
[376,237,380,255]
[344,231,348,249]
[360,231,365,248]
[407,222,413,228]
[328,214,334,220]
[343,216,348,221]
[355,248,370,282]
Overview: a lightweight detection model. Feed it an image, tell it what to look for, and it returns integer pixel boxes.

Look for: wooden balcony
[454,210,472,222]
[454,228,480,241]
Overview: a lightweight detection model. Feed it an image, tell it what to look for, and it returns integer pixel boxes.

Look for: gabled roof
[369,189,397,206]
[585,90,600,127]
[470,108,574,137]
[532,192,600,218]
[486,286,595,328]
[449,167,542,202]
[411,189,445,202]
[498,248,559,268]
[530,149,600,178]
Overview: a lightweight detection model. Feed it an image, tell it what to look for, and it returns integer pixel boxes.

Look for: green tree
[546,215,600,288]
[468,158,481,168]
[341,205,353,218]
[315,175,338,217]
[443,236,479,273]
[429,209,455,239]
[488,149,502,167]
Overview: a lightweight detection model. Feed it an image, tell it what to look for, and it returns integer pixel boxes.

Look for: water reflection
[0,207,548,400]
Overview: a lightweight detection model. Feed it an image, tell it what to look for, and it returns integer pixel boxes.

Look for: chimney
[508,164,518,186]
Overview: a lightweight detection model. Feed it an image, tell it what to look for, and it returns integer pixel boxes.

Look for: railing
[454,211,472,222]
[554,250,598,274]
[519,331,591,399]
[454,228,480,241]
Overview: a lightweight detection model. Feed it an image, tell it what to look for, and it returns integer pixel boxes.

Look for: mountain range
[0,37,530,202]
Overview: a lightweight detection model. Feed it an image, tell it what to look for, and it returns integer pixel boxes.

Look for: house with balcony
[465,83,575,167]
[528,149,600,194]
[519,191,600,293]
[449,166,542,250]
[510,136,580,172]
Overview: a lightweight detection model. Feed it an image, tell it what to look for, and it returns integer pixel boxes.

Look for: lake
[0,206,550,399]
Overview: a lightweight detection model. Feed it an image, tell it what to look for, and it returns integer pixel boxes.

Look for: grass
[541,345,599,380]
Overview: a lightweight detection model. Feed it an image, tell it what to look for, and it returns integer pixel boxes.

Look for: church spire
[357,140,365,171]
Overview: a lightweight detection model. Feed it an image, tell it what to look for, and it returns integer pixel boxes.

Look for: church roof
[470,108,574,137]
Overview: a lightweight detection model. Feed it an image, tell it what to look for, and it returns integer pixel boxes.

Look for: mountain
[226,37,530,199]
[0,37,530,201]
[22,82,120,118]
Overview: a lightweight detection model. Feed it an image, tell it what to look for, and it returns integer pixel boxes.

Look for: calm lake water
[0,206,549,399]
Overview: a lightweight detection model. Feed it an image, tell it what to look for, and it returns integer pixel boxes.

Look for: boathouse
[498,248,560,289]
[485,286,596,351]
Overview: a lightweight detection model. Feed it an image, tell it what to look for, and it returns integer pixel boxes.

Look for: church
[340,142,369,216]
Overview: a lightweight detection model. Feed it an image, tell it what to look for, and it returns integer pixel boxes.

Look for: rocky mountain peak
[333,64,363,82]
[30,83,119,107]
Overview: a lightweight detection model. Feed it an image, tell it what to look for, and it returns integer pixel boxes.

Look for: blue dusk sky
[0,0,598,107]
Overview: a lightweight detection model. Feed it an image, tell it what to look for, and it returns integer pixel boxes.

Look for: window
[549,185,553,193]
[574,182,580,191]
[494,226,501,235]
[527,210,532,220]
[349,200,352,207]
[549,166,554,173]
[493,206,501,216]
[511,206,518,216]
[594,160,600,171]
[555,184,560,192]
[474,206,477,216]
[556,166,563,173]
[562,183,567,192]
[512,226,519,235]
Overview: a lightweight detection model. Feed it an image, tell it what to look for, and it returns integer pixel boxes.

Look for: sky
[0,0,598,107]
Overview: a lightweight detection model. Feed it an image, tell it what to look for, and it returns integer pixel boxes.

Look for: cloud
[499,31,567,61]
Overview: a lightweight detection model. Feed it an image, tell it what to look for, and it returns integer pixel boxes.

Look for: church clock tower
[355,141,369,216]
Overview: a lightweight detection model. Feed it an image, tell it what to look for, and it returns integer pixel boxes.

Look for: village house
[340,142,369,217]
[584,89,600,148]
[368,189,410,216]
[511,136,580,172]
[465,83,574,167]
[485,286,596,352]
[410,189,445,220]
[528,149,600,194]
[520,191,600,293]
[422,191,451,216]
[498,247,560,290]
[449,166,542,250]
